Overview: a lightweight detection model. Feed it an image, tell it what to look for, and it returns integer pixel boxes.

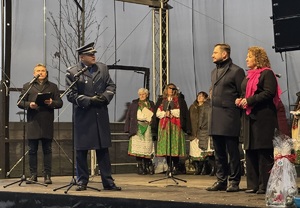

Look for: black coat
[124,99,155,138]
[17,79,63,140]
[241,69,278,150]
[209,58,245,137]
[66,62,116,150]
[189,100,210,148]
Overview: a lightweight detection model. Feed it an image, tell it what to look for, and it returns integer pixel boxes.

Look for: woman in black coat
[124,88,155,175]
[236,46,281,194]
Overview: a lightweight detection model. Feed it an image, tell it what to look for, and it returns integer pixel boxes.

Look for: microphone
[74,66,89,78]
[29,74,40,85]
[275,73,282,78]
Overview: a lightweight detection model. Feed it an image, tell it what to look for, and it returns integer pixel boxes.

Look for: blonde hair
[162,83,179,98]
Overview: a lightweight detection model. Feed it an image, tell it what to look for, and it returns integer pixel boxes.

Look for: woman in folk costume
[124,88,155,175]
[155,83,191,175]
[236,46,281,194]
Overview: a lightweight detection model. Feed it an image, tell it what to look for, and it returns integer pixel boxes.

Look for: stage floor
[0,173,277,207]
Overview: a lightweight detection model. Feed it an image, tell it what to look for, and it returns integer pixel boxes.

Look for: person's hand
[44,98,52,105]
[235,98,242,106]
[90,94,108,106]
[239,98,248,109]
[30,102,38,109]
[165,110,170,117]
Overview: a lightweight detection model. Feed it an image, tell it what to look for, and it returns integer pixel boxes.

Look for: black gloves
[90,94,108,107]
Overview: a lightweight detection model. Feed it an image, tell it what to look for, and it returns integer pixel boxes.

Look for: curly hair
[248,46,271,69]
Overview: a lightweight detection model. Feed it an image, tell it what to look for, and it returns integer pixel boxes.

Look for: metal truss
[152,5,169,101]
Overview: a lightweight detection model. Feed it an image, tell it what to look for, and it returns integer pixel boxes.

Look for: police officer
[65,42,121,191]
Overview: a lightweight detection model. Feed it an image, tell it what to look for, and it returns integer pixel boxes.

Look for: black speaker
[272,0,300,20]
[273,17,300,52]
[272,0,300,52]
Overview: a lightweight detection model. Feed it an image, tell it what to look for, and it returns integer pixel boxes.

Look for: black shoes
[226,184,240,192]
[206,182,227,191]
[245,189,258,194]
[76,185,87,191]
[44,175,52,184]
[104,185,122,191]
[245,189,265,194]
[256,189,266,194]
[26,175,38,184]
[206,182,240,192]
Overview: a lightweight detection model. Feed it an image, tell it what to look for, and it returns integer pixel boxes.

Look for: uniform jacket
[66,62,116,150]
[241,69,278,150]
[124,99,155,138]
[17,79,63,140]
[209,58,245,137]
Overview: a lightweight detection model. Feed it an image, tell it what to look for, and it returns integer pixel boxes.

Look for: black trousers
[76,148,115,188]
[212,135,241,185]
[28,138,52,176]
[245,148,273,190]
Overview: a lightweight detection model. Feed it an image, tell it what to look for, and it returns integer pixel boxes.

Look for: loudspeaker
[273,17,300,52]
[272,0,300,52]
[272,0,300,20]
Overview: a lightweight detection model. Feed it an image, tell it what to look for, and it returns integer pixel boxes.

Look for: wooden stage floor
[0,173,286,208]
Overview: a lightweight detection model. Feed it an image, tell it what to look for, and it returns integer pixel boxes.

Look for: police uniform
[65,42,121,191]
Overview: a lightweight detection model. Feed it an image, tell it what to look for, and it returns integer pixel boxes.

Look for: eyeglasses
[168,87,177,90]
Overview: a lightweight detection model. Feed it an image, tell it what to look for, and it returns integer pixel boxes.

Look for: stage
[0,173,272,208]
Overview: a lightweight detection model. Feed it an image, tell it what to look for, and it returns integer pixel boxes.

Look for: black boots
[137,162,144,175]
[136,158,154,175]
[146,160,155,175]
[193,161,203,175]
[192,158,215,176]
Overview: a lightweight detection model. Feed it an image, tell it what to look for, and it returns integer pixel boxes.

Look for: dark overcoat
[66,62,116,150]
[241,69,278,150]
[124,98,155,138]
[189,100,210,148]
[17,79,63,139]
[209,58,245,137]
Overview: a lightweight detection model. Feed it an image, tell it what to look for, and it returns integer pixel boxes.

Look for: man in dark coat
[206,43,245,192]
[17,63,63,184]
[65,42,121,191]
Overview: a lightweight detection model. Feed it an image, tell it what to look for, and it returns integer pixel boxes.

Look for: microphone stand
[4,82,47,188]
[149,100,187,185]
[53,75,100,193]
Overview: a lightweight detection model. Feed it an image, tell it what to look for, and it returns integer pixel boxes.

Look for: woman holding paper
[124,88,155,175]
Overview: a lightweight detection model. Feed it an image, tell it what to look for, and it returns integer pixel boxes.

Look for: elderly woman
[154,83,191,175]
[124,88,155,175]
[236,46,281,194]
